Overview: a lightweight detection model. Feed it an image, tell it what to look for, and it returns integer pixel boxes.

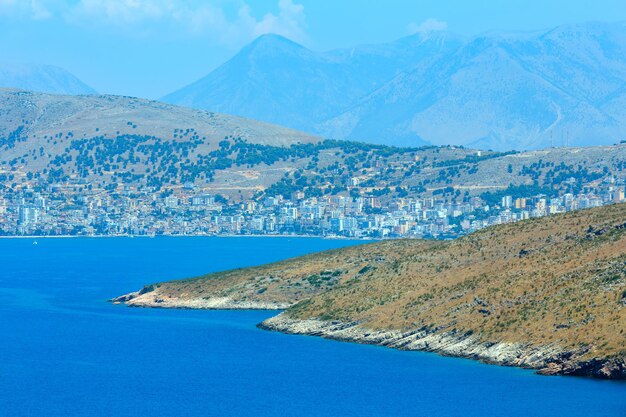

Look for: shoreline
[110,295,626,380]
[110,291,290,310]
[0,233,377,241]
[258,313,626,380]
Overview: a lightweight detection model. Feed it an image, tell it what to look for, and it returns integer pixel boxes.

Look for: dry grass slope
[116,239,436,308]
[288,204,626,360]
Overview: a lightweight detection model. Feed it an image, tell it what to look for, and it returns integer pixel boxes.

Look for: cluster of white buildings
[1,181,624,238]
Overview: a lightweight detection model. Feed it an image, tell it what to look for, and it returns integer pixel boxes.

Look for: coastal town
[2,176,624,239]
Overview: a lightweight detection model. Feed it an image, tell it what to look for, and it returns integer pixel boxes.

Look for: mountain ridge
[164,22,626,151]
[162,31,464,137]
[0,89,319,148]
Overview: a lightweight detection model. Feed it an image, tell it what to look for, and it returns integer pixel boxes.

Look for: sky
[0,0,624,99]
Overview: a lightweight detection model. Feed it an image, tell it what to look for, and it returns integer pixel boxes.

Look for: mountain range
[163,22,626,151]
[163,32,463,137]
[0,63,96,95]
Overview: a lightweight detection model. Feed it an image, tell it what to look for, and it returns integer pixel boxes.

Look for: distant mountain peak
[252,33,298,44]
[0,63,96,95]
[242,33,309,56]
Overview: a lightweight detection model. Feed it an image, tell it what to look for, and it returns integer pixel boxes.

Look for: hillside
[1,90,624,203]
[164,22,626,151]
[0,63,96,95]
[0,89,318,149]
[0,89,321,194]
[114,203,626,379]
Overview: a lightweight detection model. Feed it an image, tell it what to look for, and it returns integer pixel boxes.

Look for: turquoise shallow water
[0,236,624,417]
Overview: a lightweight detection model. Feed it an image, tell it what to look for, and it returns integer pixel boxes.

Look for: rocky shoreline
[109,291,289,310]
[111,291,625,379]
[259,313,626,380]
[111,292,625,379]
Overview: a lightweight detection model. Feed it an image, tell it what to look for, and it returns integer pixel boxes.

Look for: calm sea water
[0,237,624,417]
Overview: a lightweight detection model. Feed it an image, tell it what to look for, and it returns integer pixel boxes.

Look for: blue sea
[0,237,624,417]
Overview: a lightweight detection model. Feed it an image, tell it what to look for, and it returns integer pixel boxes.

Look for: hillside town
[1,176,624,239]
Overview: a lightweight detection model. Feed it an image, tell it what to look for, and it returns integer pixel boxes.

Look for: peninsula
[113,203,626,379]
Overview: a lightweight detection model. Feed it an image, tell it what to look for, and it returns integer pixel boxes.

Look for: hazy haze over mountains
[0,63,96,95]
[164,22,626,151]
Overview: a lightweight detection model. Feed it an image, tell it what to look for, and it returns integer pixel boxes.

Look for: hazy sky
[1,0,624,98]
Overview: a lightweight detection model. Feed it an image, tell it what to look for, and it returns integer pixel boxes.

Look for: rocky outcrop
[539,355,626,379]
[109,289,290,310]
[259,314,626,380]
